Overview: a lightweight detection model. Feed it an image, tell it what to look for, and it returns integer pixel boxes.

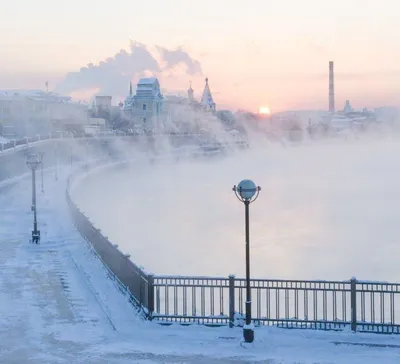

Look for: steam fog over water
[73,137,400,281]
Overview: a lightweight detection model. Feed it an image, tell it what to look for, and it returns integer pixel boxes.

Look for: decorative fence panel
[355,281,400,333]
[235,278,352,330]
[152,275,400,333]
[153,276,231,325]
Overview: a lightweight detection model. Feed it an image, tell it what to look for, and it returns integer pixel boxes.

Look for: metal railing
[65,160,400,335]
[66,162,153,317]
[152,276,400,333]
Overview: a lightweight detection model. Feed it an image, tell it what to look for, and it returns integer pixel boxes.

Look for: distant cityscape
[0,61,399,142]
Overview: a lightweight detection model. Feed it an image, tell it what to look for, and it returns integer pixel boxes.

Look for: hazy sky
[1,0,400,111]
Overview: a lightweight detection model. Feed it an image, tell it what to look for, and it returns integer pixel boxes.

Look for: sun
[258,106,271,115]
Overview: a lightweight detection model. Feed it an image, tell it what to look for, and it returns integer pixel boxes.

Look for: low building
[94,96,112,116]
[0,90,88,137]
[374,106,399,123]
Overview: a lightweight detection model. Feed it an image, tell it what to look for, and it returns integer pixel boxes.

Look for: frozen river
[73,138,400,282]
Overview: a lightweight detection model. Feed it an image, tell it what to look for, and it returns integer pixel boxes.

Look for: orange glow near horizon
[258,106,271,115]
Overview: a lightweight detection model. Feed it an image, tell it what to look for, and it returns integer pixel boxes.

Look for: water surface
[73,139,400,282]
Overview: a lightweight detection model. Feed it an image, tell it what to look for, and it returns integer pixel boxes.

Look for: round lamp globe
[26,153,40,170]
[237,179,257,200]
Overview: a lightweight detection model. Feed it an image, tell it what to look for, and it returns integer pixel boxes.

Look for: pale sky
[1,0,400,112]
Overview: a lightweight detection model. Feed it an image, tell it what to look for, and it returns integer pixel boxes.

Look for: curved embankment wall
[0,136,125,185]
[0,141,55,183]
[0,132,225,185]
[66,160,154,318]
[0,134,89,182]
[0,138,78,183]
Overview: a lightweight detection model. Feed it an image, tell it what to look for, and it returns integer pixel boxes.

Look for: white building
[123,78,164,132]
[0,90,88,137]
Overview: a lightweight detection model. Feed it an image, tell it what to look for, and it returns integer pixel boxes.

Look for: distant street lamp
[55,146,58,181]
[70,144,73,170]
[26,153,41,244]
[233,179,261,343]
[40,152,44,193]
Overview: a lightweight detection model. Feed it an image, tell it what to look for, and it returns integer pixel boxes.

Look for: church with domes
[119,76,217,133]
[187,78,216,112]
[200,78,216,112]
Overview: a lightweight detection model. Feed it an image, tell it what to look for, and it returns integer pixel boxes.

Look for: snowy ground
[1,168,400,363]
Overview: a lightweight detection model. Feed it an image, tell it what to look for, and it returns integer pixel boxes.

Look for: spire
[188,81,194,102]
[129,81,133,96]
[201,77,216,112]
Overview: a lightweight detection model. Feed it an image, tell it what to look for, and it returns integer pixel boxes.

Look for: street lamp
[70,144,73,170]
[39,152,44,193]
[233,179,261,343]
[26,153,41,244]
[55,146,58,181]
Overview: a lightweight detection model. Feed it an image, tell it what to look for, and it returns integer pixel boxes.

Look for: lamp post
[233,179,261,343]
[70,144,73,171]
[55,146,58,181]
[26,153,41,244]
[40,152,44,193]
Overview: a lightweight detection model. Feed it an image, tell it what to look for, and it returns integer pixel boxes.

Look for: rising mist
[72,130,400,282]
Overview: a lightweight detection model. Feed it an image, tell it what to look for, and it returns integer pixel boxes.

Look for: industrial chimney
[329,61,335,113]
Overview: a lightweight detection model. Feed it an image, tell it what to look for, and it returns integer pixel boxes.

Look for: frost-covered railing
[152,276,400,333]
[66,161,154,318]
[64,155,400,334]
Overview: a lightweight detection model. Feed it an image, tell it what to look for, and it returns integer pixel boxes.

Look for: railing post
[350,277,357,332]
[147,274,154,320]
[139,274,143,308]
[229,274,235,328]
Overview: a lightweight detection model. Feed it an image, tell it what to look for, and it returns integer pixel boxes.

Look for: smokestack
[329,61,335,113]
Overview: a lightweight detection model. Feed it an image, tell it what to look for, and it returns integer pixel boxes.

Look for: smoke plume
[55,41,203,101]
